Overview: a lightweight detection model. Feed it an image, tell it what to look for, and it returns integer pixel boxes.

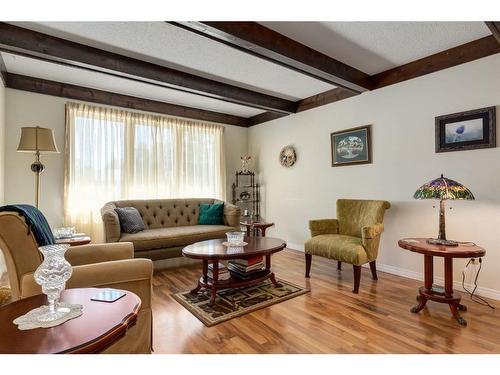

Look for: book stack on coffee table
[228,256,265,279]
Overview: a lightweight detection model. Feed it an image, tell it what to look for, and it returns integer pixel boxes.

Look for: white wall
[249,54,500,297]
[4,89,248,228]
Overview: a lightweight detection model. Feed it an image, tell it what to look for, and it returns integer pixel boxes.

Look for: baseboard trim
[368,262,500,301]
[286,247,500,301]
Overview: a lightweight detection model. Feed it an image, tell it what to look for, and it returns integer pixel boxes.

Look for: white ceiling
[260,22,492,75]
[9,22,336,101]
[2,22,494,120]
[1,52,264,117]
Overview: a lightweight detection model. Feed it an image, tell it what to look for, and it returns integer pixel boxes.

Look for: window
[64,102,225,240]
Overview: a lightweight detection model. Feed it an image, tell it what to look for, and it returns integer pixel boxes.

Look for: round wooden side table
[240,220,274,237]
[398,238,485,326]
[0,288,141,353]
[56,234,91,246]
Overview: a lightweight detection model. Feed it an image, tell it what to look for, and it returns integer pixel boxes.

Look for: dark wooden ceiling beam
[0,22,296,114]
[296,87,358,113]
[248,88,359,126]
[170,22,371,93]
[485,22,500,44]
[370,35,500,89]
[4,73,249,127]
[0,52,6,86]
[247,112,288,126]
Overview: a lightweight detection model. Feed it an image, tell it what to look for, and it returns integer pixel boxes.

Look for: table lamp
[17,126,59,208]
[413,174,474,246]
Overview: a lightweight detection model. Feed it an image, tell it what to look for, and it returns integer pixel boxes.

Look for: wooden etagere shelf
[231,171,260,221]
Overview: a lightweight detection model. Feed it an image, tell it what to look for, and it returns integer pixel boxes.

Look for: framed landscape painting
[331,125,372,167]
[435,106,496,153]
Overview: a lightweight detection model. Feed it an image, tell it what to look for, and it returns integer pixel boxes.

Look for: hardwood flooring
[152,249,500,353]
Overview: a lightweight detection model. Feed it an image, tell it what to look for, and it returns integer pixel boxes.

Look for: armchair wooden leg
[337,261,342,270]
[352,265,361,294]
[305,253,312,278]
[369,261,378,280]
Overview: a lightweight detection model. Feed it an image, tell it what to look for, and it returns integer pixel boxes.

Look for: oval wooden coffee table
[0,288,141,353]
[183,236,287,304]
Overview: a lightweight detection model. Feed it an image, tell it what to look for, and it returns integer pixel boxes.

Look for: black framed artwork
[331,125,372,167]
[435,106,496,153]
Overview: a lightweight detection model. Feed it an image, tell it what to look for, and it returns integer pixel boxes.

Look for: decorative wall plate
[279,145,297,167]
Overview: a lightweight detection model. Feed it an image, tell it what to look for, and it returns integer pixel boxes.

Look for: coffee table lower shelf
[190,268,280,304]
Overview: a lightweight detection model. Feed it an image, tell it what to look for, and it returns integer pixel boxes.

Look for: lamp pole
[30,150,45,209]
[427,199,458,246]
[437,199,446,241]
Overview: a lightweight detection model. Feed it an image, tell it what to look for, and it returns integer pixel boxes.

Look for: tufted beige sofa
[101,198,241,260]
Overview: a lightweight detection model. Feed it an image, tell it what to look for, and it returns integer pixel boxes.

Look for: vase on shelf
[33,244,73,322]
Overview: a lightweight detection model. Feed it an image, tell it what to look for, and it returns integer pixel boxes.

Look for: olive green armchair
[305,199,390,293]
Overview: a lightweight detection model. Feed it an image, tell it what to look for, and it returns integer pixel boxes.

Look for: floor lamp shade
[17,127,59,153]
[17,126,59,208]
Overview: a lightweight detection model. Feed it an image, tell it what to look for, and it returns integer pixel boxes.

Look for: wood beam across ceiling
[0,22,296,114]
[4,73,250,127]
[485,22,500,44]
[170,22,371,94]
[247,111,288,126]
[296,87,358,113]
[370,35,500,89]
[247,87,359,126]
[0,52,7,86]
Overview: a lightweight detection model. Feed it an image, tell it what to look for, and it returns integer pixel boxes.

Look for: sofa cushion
[115,207,145,234]
[198,203,224,225]
[304,234,368,266]
[119,225,233,251]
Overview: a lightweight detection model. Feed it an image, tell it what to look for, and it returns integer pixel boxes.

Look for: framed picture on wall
[435,106,496,153]
[330,125,372,167]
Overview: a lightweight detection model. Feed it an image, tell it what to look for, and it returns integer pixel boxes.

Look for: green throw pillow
[198,203,224,225]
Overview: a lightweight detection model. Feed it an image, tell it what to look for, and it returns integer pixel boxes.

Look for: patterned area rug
[173,278,309,326]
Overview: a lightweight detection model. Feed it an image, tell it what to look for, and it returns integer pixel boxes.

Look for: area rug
[173,278,309,326]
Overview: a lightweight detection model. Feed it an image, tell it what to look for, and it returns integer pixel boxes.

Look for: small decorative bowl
[226,231,245,245]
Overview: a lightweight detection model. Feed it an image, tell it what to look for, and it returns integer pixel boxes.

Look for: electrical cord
[462,258,495,310]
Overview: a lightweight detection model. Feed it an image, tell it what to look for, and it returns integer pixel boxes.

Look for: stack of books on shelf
[208,262,230,281]
[228,256,265,279]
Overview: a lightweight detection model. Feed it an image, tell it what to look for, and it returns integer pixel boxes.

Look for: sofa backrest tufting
[112,198,222,229]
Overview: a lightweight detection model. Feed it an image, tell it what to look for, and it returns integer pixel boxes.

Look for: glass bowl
[226,231,245,245]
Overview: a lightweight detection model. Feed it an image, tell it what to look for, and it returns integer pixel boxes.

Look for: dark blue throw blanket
[0,204,55,246]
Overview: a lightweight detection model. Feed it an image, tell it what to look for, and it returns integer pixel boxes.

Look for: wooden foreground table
[0,288,140,353]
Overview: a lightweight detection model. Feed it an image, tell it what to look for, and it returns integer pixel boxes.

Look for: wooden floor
[152,249,500,353]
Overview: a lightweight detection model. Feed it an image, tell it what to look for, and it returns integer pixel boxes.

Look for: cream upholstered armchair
[0,211,153,354]
[305,199,390,293]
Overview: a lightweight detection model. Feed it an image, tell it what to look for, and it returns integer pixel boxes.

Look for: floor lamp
[17,126,59,209]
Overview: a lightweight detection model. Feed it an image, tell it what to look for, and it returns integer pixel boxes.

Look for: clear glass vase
[33,244,73,322]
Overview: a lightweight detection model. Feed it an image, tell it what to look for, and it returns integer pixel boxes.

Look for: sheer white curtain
[64,102,226,241]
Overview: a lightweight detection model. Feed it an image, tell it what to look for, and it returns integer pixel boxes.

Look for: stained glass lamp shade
[414,174,474,246]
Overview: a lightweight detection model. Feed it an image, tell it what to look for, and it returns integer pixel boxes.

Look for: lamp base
[426,238,459,247]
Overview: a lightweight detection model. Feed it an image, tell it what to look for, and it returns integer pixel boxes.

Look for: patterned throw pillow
[198,203,224,225]
[115,207,145,234]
